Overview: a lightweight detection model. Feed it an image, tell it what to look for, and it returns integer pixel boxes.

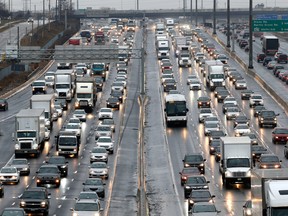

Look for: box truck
[54,69,75,102]
[205,60,225,91]
[14,109,45,158]
[262,36,279,55]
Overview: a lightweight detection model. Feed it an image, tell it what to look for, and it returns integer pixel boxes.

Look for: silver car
[71,199,103,216]
[89,162,109,179]
[95,125,112,139]
[7,159,30,176]
[0,167,20,184]
[96,136,114,154]
[90,147,108,163]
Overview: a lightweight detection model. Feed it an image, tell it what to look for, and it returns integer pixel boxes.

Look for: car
[222,103,237,114]
[161,74,174,84]
[277,54,288,63]
[117,71,127,79]
[106,97,120,109]
[95,125,112,139]
[76,62,88,73]
[225,107,240,120]
[90,147,108,163]
[272,127,288,144]
[7,158,30,176]
[234,124,251,136]
[99,118,115,132]
[31,80,47,94]
[216,54,229,64]
[241,89,254,100]
[251,145,268,163]
[190,202,220,215]
[163,78,177,92]
[198,108,213,123]
[187,75,198,85]
[71,199,103,215]
[27,17,34,23]
[233,115,249,128]
[179,167,202,186]
[267,60,277,70]
[110,90,124,103]
[209,139,221,155]
[243,133,258,145]
[76,191,99,201]
[257,53,266,62]
[182,153,206,174]
[223,96,237,106]
[204,116,219,124]
[1,208,26,216]
[98,108,113,120]
[274,52,282,61]
[253,105,266,117]
[235,79,247,90]
[95,136,114,154]
[204,122,220,136]
[95,77,104,91]
[161,61,173,72]
[111,81,125,92]
[68,117,82,128]
[0,98,8,111]
[54,98,68,111]
[239,40,248,48]
[44,128,50,141]
[0,167,20,184]
[73,109,87,122]
[46,156,68,177]
[82,178,106,198]
[258,154,282,169]
[189,79,201,90]
[75,68,85,77]
[263,56,273,66]
[188,190,215,211]
[197,96,211,108]
[19,187,50,215]
[273,65,285,75]
[36,165,61,187]
[249,94,264,107]
[258,110,279,128]
[54,104,63,117]
[194,52,205,63]
[64,123,81,139]
[209,130,226,144]
[89,162,109,179]
[184,176,210,199]
[243,200,252,216]
[214,86,226,97]
[216,89,230,103]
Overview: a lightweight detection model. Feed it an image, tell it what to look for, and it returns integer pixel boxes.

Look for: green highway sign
[252,20,288,32]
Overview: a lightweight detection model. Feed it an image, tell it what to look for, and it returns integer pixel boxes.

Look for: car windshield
[193,204,216,213]
[191,191,211,198]
[200,109,211,114]
[32,81,45,86]
[97,126,110,131]
[261,156,279,162]
[100,109,111,113]
[74,202,99,211]
[102,119,114,125]
[187,176,206,184]
[78,192,99,200]
[22,191,45,199]
[91,163,106,168]
[92,148,106,153]
[2,209,25,216]
[252,95,262,99]
[74,110,85,115]
[48,157,65,164]
[236,125,249,129]
[85,179,102,185]
[274,128,288,134]
[38,166,58,173]
[66,124,79,129]
[1,167,16,173]
[227,158,250,167]
[11,159,27,165]
[186,155,203,162]
[98,137,112,142]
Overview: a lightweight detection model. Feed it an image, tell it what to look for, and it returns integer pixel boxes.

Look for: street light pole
[195,0,198,26]
[226,0,231,47]
[190,0,192,25]
[213,0,216,34]
[248,0,254,69]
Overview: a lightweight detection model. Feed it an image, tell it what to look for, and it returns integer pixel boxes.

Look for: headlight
[274,164,280,168]
[41,201,47,207]
[203,185,208,189]
[185,186,191,189]
[20,201,26,207]
[225,170,233,177]
[261,164,267,168]
[199,163,204,167]
[61,165,66,168]
[15,144,20,150]
[184,163,189,167]
[189,200,194,204]
[32,144,38,149]
[246,170,251,177]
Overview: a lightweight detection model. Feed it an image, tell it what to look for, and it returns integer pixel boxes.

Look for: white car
[7,159,30,176]
[45,128,50,141]
[249,94,264,107]
[115,77,127,88]
[95,125,112,139]
[98,108,113,120]
[235,79,247,90]
[187,75,198,85]
[111,81,125,92]
[89,162,109,179]
[117,71,127,79]
[75,63,88,73]
[44,71,55,87]
[223,96,237,106]
[189,79,201,90]
[226,107,240,120]
[68,117,82,128]
[161,74,174,84]
[71,199,103,216]
[96,136,114,154]
[54,104,63,117]
[64,123,81,137]
[234,124,251,136]
[204,116,219,124]
[204,122,220,136]
[0,167,20,184]
[99,118,115,132]
[198,108,214,123]
[90,147,108,163]
[73,109,87,122]
[195,52,205,62]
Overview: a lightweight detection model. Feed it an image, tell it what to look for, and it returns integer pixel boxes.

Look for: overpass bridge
[73,7,288,22]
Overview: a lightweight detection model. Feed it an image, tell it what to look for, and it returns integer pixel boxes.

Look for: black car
[19,187,50,216]
[234,115,250,127]
[239,40,248,48]
[197,96,211,108]
[252,145,268,163]
[82,178,106,198]
[209,139,220,155]
[253,105,266,117]
[209,130,226,144]
[110,90,124,103]
[188,190,215,211]
[36,165,61,187]
[95,77,104,91]
[182,153,206,174]
[263,56,273,66]
[46,156,68,177]
[217,90,230,103]
[0,98,8,111]
[106,97,120,109]
[184,176,210,199]
[241,89,254,100]
[222,103,237,114]
[55,98,68,111]
[163,79,177,92]
[214,86,226,97]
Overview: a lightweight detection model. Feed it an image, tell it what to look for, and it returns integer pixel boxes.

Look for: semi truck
[91,62,107,81]
[173,36,188,57]
[54,69,75,102]
[55,130,80,157]
[155,23,165,34]
[219,136,252,188]
[30,94,57,130]
[75,77,97,112]
[118,45,130,65]
[205,60,225,91]
[262,36,279,55]
[94,31,105,45]
[252,169,288,216]
[14,109,46,158]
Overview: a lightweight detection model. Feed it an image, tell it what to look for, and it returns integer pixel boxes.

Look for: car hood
[192,212,218,216]
[91,153,107,157]
[72,211,100,216]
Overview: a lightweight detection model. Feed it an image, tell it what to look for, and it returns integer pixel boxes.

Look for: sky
[4,0,288,12]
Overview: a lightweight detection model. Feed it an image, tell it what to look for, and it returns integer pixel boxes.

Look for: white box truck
[205,60,225,91]
[252,169,288,216]
[75,77,97,112]
[118,45,130,65]
[156,23,165,34]
[219,136,252,188]
[55,130,80,157]
[14,109,45,158]
[157,39,170,60]
[30,94,57,130]
[54,69,75,102]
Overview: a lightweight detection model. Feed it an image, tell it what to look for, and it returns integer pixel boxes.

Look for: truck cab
[55,130,80,157]
[91,63,107,81]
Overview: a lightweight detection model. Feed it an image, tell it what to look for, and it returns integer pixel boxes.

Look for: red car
[179,167,201,186]
[272,127,288,144]
[256,53,266,63]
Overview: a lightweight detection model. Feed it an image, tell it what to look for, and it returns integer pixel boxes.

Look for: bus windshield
[165,101,187,116]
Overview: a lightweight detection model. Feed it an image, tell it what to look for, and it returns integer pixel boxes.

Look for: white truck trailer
[205,60,225,91]
[219,136,252,188]
[54,69,75,102]
[156,39,170,60]
[252,169,288,216]
[30,94,57,130]
[14,109,45,158]
[75,77,97,112]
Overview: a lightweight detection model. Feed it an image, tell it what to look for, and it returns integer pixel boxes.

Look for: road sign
[252,20,288,32]
[255,14,278,20]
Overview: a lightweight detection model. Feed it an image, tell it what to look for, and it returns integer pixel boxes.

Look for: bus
[164,94,189,127]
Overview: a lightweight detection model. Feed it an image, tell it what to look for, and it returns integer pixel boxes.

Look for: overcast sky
[6,0,288,12]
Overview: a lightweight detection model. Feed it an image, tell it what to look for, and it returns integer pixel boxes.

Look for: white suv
[249,94,264,107]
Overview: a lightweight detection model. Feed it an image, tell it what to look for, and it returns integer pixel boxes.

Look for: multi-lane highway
[0,17,287,216]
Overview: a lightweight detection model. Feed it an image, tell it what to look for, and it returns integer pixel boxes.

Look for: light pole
[190,0,192,25]
[248,0,253,69]
[195,0,198,26]
[226,0,231,47]
[213,0,216,34]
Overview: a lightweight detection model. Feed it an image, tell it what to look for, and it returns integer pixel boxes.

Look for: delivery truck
[14,109,45,158]
[54,69,75,102]
[205,60,225,90]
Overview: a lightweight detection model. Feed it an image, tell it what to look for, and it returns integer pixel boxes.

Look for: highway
[0,17,287,216]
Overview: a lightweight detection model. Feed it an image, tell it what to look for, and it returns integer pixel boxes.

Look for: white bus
[164,94,189,127]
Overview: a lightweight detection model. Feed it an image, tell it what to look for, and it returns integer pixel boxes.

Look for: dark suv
[19,187,50,216]
[258,110,279,128]
[256,53,266,63]
[182,153,206,174]
[277,54,288,63]
[36,165,61,187]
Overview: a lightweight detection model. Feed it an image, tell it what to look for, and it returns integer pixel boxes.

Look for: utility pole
[48,0,50,31]
[248,0,253,69]
[42,0,45,38]
[213,0,216,35]
[183,0,186,20]
[137,0,139,10]
[190,0,192,25]
[226,0,231,47]
[195,0,198,26]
